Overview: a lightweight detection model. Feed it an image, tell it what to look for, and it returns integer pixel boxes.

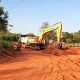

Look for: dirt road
[0,48,80,80]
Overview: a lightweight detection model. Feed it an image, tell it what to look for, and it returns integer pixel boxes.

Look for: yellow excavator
[25,22,62,50]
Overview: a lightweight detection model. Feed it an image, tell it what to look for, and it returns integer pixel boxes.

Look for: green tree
[40,22,49,30]
[62,32,74,43]
[0,33,20,41]
[62,31,80,43]
[73,32,80,43]
[0,6,9,33]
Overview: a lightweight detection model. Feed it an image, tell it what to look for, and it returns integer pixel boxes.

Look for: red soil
[0,47,80,80]
[43,45,80,55]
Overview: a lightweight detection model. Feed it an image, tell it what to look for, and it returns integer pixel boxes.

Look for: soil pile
[0,47,16,56]
[0,46,18,63]
[43,44,80,55]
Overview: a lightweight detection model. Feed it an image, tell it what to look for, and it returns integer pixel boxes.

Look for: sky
[0,0,80,35]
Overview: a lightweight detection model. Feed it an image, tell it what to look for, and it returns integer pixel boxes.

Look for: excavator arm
[38,22,62,44]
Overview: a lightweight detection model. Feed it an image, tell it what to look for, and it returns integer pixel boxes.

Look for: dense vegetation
[0,33,20,41]
[62,31,80,43]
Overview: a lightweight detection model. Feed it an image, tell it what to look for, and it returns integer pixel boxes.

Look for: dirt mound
[0,47,16,56]
[43,45,80,55]
[0,46,22,64]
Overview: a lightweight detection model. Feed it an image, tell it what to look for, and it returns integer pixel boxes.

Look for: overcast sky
[1,0,80,34]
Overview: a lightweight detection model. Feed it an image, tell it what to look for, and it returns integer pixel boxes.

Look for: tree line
[62,31,80,43]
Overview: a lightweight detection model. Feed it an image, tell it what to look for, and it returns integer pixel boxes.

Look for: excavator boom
[38,22,62,43]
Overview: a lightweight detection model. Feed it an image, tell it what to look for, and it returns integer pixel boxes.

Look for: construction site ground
[0,46,80,80]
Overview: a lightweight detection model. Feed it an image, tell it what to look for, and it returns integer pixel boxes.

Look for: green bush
[0,40,12,48]
[0,33,20,41]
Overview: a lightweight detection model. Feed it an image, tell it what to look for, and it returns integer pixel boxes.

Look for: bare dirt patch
[0,47,80,80]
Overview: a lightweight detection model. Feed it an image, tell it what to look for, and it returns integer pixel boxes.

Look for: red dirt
[43,45,80,55]
[0,47,80,80]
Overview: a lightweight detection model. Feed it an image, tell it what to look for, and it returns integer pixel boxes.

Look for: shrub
[0,33,20,41]
[0,40,12,48]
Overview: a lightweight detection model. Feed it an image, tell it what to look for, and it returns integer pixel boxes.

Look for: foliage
[73,32,80,43]
[62,32,74,43]
[0,33,20,41]
[0,6,9,33]
[40,22,49,30]
[62,31,80,43]
[0,40,12,48]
